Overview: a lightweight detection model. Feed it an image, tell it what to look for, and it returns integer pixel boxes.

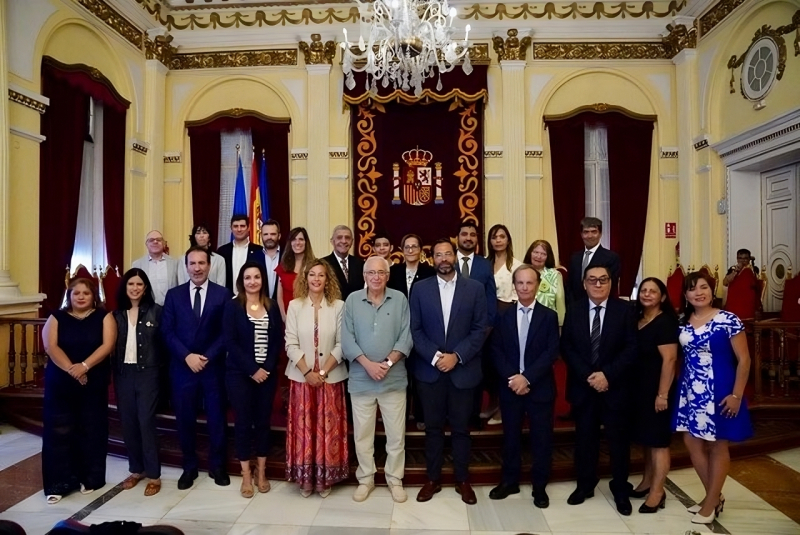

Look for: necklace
[69,309,93,320]
[639,311,661,329]
[693,309,717,322]
[249,303,259,311]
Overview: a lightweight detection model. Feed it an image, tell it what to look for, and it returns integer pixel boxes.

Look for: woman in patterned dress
[276,227,315,322]
[224,262,283,498]
[284,259,349,497]
[525,239,566,326]
[673,272,752,524]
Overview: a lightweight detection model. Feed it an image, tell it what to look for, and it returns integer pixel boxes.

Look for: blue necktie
[193,287,202,319]
[519,306,530,372]
[591,305,602,363]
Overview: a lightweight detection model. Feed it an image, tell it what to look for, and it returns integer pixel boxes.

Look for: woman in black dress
[630,277,678,514]
[42,278,116,504]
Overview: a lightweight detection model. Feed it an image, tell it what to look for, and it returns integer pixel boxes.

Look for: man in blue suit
[488,265,559,509]
[410,239,488,505]
[454,223,498,427]
[162,246,232,490]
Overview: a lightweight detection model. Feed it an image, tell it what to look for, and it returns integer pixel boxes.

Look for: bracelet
[731,394,740,400]
[657,393,667,400]
[81,361,89,370]
[303,369,312,376]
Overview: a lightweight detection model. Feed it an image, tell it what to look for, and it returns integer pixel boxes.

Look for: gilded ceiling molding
[663,22,697,57]
[164,152,181,163]
[533,42,670,60]
[461,1,686,21]
[698,0,747,39]
[492,29,531,61]
[144,33,177,67]
[169,49,297,69]
[660,147,679,158]
[300,34,337,65]
[467,44,490,65]
[544,104,657,123]
[8,89,48,114]
[75,0,143,49]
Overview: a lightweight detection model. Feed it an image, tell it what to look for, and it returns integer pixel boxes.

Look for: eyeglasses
[403,244,420,251]
[146,238,164,243]
[365,270,389,278]
[586,277,611,286]
[433,252,454,259]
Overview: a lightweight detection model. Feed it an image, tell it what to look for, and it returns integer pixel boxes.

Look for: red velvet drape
[102,105,127,311]
[547,111,654,295]
[187,116,290,250]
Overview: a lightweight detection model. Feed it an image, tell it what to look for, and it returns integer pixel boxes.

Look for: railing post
[19,323,28,386]
[7,322,16,387]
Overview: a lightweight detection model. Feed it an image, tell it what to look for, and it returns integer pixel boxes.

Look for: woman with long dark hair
[673,272,752,524]
[112,268,165,496]
[223,261,283,498]
[275,227,315,322]
[630,277,678,513]
[178,224,226,286]
[42,278,116,504]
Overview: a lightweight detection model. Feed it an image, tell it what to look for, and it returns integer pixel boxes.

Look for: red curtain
[343,65,488,104]
[547,111,654,295]
[103,105,126,277]
[187,116,290,250]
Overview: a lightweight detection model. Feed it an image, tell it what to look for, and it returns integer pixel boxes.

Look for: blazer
[217,242,266,291]
[131,254,180,304]
[262,248,284,301]
[455,253,498,324]
[178,251,226,287]
[111,303,165,372]
[409,275,488,389]
[491,302,560,403]
[284,297,348,384]
[567,245,621,300]
[322,252,365,300]
[560,296,637,408]
[223,299,283,377]
[161,281,232,371]
[387,262,436,298]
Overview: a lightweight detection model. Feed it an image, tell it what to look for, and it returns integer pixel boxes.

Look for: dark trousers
[573,395,631,496]
[171,363,227,472]
[417,374,474,482]
[226,370,278,461]
[407,373,424,423]
[499,386,553,489]
[42,369,108,495]
[115,366,161,479]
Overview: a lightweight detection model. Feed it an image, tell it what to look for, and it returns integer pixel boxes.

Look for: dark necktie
[590,305,602,363]
[461,257,470,279]
[193,287,202,319]
[340,258,349,281]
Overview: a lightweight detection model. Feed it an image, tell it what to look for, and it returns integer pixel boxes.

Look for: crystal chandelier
[340,0,473,97]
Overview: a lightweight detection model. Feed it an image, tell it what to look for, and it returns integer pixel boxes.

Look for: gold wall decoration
[461,1,685,22]
[468,44,491,65]
[483,150,503,158]
[698,0,747,39]
[144,33,177,67]
[8,89,47,114]
[169,49,297,69]
[492,29,531,61]
[354,104,382,258]
[525,148,543,158]
[660,149,679,158]
[329,151,349,159]
[300,34,337,65]
[455,103,480,227]
[76,0,143,49]
[132,141,148,154]
[663,23,697,57]
[533,42,670,60]
[693,139,709,150]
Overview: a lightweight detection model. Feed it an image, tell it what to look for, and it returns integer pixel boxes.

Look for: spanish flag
[249,149,270,244]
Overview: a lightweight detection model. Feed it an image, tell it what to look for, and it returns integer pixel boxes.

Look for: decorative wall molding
[8,88,48,114]
[329,174,349,180]
[163,151,181,163]
[9,127,46,144]
[300,34,336,65]
[291,149,309,160]
[329,148,348,159]
[484,147,503,158]
[164,177,182,183]
[662,22,697,57]
[76,0,143,49]
[693,135,710,150]
[130,168,147,177]
[169,49,297,69]
[290,175,308,181]
[697,164,712,174]
[493,29,531,61]
[461,1,686,22]
[525,173,543,180]
[484,173,504,180]
[144,32,177,67]
[660,147,679,158]
[711,108,800,166]
[532,42,671,60]
[660,173,680,180]
[698,0,747,39]
[131,139,149,154]
[525,146,543,158]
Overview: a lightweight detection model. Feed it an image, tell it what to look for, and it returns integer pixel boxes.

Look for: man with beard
[260,220,282,301]
[409,239,488,505]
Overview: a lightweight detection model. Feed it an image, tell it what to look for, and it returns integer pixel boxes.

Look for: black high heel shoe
[638,493,666,514]
[630,487,650,499]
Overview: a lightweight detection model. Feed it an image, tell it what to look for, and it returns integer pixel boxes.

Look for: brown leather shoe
[455,481,477,505]
[416,480,442,502]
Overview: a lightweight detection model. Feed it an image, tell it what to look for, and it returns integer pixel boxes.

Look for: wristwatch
[319,369,327,379]
[385,358,393,368]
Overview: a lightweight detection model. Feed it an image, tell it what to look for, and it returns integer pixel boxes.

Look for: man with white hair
[132,230,179,306]
[342,256,413,503]
[323,225,365,300]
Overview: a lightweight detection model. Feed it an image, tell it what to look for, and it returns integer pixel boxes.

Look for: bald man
[132,230,180,305]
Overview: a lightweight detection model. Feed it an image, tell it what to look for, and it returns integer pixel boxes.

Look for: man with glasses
[561,265,637,515]
[342,256,413,503]
[410,239,488,505]
[132,230,179,306]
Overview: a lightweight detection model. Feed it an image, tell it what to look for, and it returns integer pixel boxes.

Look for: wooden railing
[753,319,800,398]
[0,318,47,388]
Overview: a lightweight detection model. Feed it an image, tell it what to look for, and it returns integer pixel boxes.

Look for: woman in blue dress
[673,272,752,525]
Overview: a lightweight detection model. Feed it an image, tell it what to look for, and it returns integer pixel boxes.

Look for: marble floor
[0,425,799,535]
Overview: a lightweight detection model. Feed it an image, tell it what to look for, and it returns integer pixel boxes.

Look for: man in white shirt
[131,230,179,306]
[260,219,282,301]
[217,214,265,293]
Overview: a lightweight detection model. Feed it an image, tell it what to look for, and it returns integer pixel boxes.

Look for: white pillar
[674,49,700,266]
[306,64,331,249]
[500,59,527,246]
[143,59,168,234]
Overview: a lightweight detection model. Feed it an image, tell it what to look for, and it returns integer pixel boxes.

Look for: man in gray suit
[132,230,180,306]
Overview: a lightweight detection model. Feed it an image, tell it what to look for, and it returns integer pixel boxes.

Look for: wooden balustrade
[0,318,47,388]
[753,320,800,399]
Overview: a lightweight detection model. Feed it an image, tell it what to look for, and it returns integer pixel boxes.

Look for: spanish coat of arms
[392,147,444,206]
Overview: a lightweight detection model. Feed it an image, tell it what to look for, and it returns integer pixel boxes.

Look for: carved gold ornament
[493,29,531,61]
[663,23,697,57]
[532,42,670,60]
[461,1,685,21]
[76,0,143,49]
[698,0,747,39]
[8,89,48,114]
[169,49,298,69]
[145,33,177,66]
[300,34,337,65]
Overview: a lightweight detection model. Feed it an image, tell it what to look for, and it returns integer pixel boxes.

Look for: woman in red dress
[275,227,315,322]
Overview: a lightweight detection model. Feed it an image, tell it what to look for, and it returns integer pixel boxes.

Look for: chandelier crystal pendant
[340,0,473,97]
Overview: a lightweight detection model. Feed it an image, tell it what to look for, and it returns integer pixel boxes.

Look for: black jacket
[387,262,436,298]
[112,304,165,372]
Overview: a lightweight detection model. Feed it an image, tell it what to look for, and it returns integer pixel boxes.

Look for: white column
[674,49,700,266]
[143,59,168,234]
[500,60,527,246]
[306,64,331,249]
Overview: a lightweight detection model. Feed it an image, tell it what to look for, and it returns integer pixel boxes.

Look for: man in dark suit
[567,217,621,301]
[561,265,637,515]
[162,246,233,490]
[323,224,365,300]
[217,214,265,293]
[410,239,488,505]
[260,219,283,301]
[489,265,559,509]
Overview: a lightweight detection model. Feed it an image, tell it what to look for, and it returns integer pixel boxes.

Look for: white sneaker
[353,483,375,502]
[387,481,408,503]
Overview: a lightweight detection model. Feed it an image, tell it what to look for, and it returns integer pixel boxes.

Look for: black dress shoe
[638,492,666,514]
[615,496,633,516]
[489,484,520,500]
[567,488,594,505]
[208,469,230,486]
[630,487,650,499]
[532,489,550,509]
[177,469,198,490]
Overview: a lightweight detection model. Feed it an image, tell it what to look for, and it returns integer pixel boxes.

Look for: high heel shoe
[240,469,255,499]
[638,493,666,513]
[257,469,270,494]
[687,492,724,514]
[691,509,717,524]
[716,497,725,516]
[630,487,650,499]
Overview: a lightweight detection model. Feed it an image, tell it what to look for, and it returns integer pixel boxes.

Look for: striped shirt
[248,313,270,364]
